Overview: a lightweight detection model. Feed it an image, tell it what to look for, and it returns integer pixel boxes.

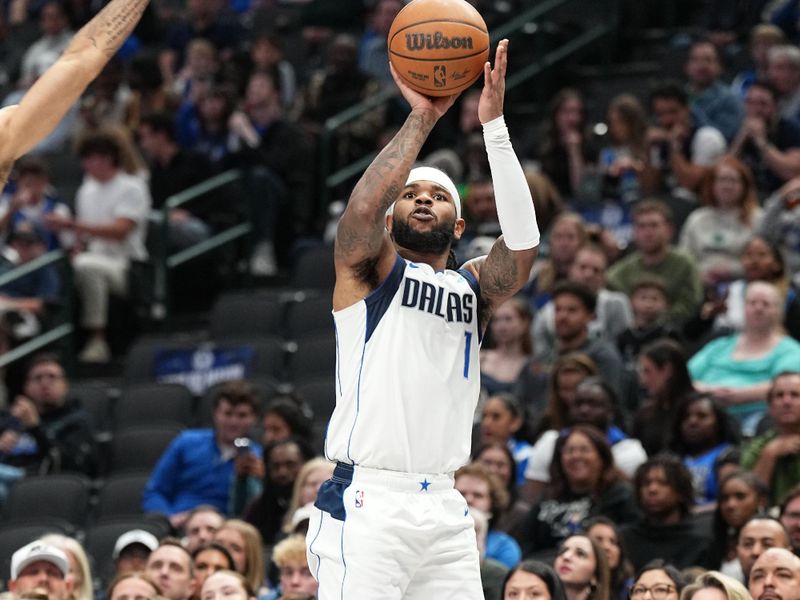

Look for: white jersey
[325,254,482,474]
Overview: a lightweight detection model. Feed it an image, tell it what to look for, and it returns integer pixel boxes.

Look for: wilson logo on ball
[405,32,474,51]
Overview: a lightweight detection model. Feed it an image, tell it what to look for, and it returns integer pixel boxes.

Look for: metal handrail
[0,250,74,369]
[154,169,250,318]
[318,0,617,205]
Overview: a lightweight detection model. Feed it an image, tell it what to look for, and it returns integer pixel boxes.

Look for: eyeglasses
[630,585,677,600]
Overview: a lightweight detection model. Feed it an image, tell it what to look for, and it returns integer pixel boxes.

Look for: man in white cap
[307,39,540,599]
[8,540,72,600]
[113,530,159,577]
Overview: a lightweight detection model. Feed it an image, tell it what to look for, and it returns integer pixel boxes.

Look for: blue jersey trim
[313,463,353,522]
[364,253,405,343]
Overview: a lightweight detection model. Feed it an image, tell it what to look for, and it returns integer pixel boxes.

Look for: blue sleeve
[141,435,185,515]
[485,531,522,569]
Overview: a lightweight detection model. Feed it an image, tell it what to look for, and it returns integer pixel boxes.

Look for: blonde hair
[201,570,254,599]
[680,571,750,600]
[216,520,264,591]
[282,458,334,533]
[39,534,94,600]
[271,535,308,567]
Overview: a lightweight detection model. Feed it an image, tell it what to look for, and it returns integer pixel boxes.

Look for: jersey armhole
[364,253,405,342]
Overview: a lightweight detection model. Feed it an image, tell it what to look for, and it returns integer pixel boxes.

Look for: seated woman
[553,533,612,600]
[628,560,685,600]
[480,297,533,396]
[456,461,522,569]
[502,560,567,600]
[689,280,800,434]
[479,393,535,487]
[585,517,635,600]
[633,339,696,456]
[688,235,800,341]
[705,471,769,579]
[523,377,647,501]
[679,156,762,285]
[515,426,638,556]
[668,393,741,505]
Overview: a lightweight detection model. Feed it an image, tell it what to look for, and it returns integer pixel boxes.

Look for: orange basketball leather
[388,0,489,96]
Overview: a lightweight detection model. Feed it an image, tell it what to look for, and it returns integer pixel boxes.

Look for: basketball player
[307,39,540,598]
[0,0,151,185]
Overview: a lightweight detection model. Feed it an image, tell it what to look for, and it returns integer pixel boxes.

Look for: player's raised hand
[479,39,508,124]
[390,62,460,120]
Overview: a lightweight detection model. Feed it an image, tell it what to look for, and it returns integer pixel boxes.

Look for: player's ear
[452,217,466,241]
[385,212,394,232]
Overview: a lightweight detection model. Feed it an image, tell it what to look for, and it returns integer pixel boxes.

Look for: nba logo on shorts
[433,65,447,88]
[354,490,365,508]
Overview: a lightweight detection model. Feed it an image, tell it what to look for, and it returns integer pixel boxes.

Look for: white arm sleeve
[482,115,540,250]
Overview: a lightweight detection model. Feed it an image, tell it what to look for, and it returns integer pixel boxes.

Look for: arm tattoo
[82,0,149,57]
[481,241,518,302]
[336,110,435,277]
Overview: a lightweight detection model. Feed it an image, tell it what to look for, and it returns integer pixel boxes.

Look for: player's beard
[391,215,455,255]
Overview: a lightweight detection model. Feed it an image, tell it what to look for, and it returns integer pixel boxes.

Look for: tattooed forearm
[481,241,519,300]
[76,0,150,57]
[337,109,436,261]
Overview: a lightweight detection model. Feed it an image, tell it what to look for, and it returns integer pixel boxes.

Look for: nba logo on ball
[433,65,446,87]
[354,490,364,508]
[388,0,489,97]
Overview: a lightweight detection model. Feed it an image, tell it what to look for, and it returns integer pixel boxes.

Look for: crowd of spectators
[2,0,800,599]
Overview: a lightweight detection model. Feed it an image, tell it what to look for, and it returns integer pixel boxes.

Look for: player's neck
[397,246,449,271]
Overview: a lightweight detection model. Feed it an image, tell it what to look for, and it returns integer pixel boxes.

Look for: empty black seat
[113,383,194,429]
[109,425,182,474]
[4,474,91,527]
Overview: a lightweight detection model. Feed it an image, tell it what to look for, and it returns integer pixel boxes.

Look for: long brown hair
[549,425,626,500]
[702,156,759,225]
[539,353,598,433]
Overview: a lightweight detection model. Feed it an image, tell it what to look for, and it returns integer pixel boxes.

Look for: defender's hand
[479,39,508,124]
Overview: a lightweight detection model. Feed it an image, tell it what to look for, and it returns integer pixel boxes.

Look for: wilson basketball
[388,0,490,97]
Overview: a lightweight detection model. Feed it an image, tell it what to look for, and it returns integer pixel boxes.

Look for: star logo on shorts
[420,479,431,492]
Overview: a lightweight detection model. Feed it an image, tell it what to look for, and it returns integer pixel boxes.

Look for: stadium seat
[70,383,113,435]
[108,425,182,474]
[288,244,335,290]
[113,383,194,429]
[4,475,91,528]
[286,293,334,340]
[293,376,336,426]
[209,292,287,340]
[94,472,151,520]
[287,333,337,381]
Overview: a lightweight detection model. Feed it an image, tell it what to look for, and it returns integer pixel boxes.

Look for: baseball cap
[10,541,69,580]
[112,530,159,560]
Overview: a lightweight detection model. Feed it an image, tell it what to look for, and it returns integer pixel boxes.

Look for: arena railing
[152,168,251,318]
[318,0,619,207]
[0,250,74,369]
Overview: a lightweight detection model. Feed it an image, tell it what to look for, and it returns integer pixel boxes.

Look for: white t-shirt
[76,172,150,262]
[523,429,648,481]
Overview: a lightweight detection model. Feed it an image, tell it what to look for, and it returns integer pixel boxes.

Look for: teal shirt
[688,334,800,415]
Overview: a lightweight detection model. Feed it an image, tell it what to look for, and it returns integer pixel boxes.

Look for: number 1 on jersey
[463,331,472,379]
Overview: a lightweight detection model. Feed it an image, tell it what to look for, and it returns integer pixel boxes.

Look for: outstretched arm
[0,0,150,171]
[463,41,539,323]
[333,66,459,310]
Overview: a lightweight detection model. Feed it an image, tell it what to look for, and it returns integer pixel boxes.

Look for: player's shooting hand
[389,63,460,120]
[478,39,508,124]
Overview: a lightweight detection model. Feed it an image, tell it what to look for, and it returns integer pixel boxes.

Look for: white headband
[387,166,461,219]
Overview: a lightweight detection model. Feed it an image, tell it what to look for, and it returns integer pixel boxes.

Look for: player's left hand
[479,39,508,124]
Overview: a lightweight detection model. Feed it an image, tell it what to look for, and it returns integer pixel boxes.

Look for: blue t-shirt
[684,443,731,505]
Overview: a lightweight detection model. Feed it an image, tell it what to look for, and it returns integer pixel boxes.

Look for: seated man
[142,380,262,528]
[621,456,711,570]
[748,547,800,600]
[742,371,800,503]
[43,129,151,363]
[8,540,72,600]
[779,484,800,556]
[3,352,96,476]
[737,516,792,580]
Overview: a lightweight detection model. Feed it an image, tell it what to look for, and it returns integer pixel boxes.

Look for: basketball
[388,0,490,97]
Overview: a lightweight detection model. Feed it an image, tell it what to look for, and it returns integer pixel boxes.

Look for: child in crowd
[617,276,680,369]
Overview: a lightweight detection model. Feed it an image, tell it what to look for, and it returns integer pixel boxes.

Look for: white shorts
[306,462,483,599]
